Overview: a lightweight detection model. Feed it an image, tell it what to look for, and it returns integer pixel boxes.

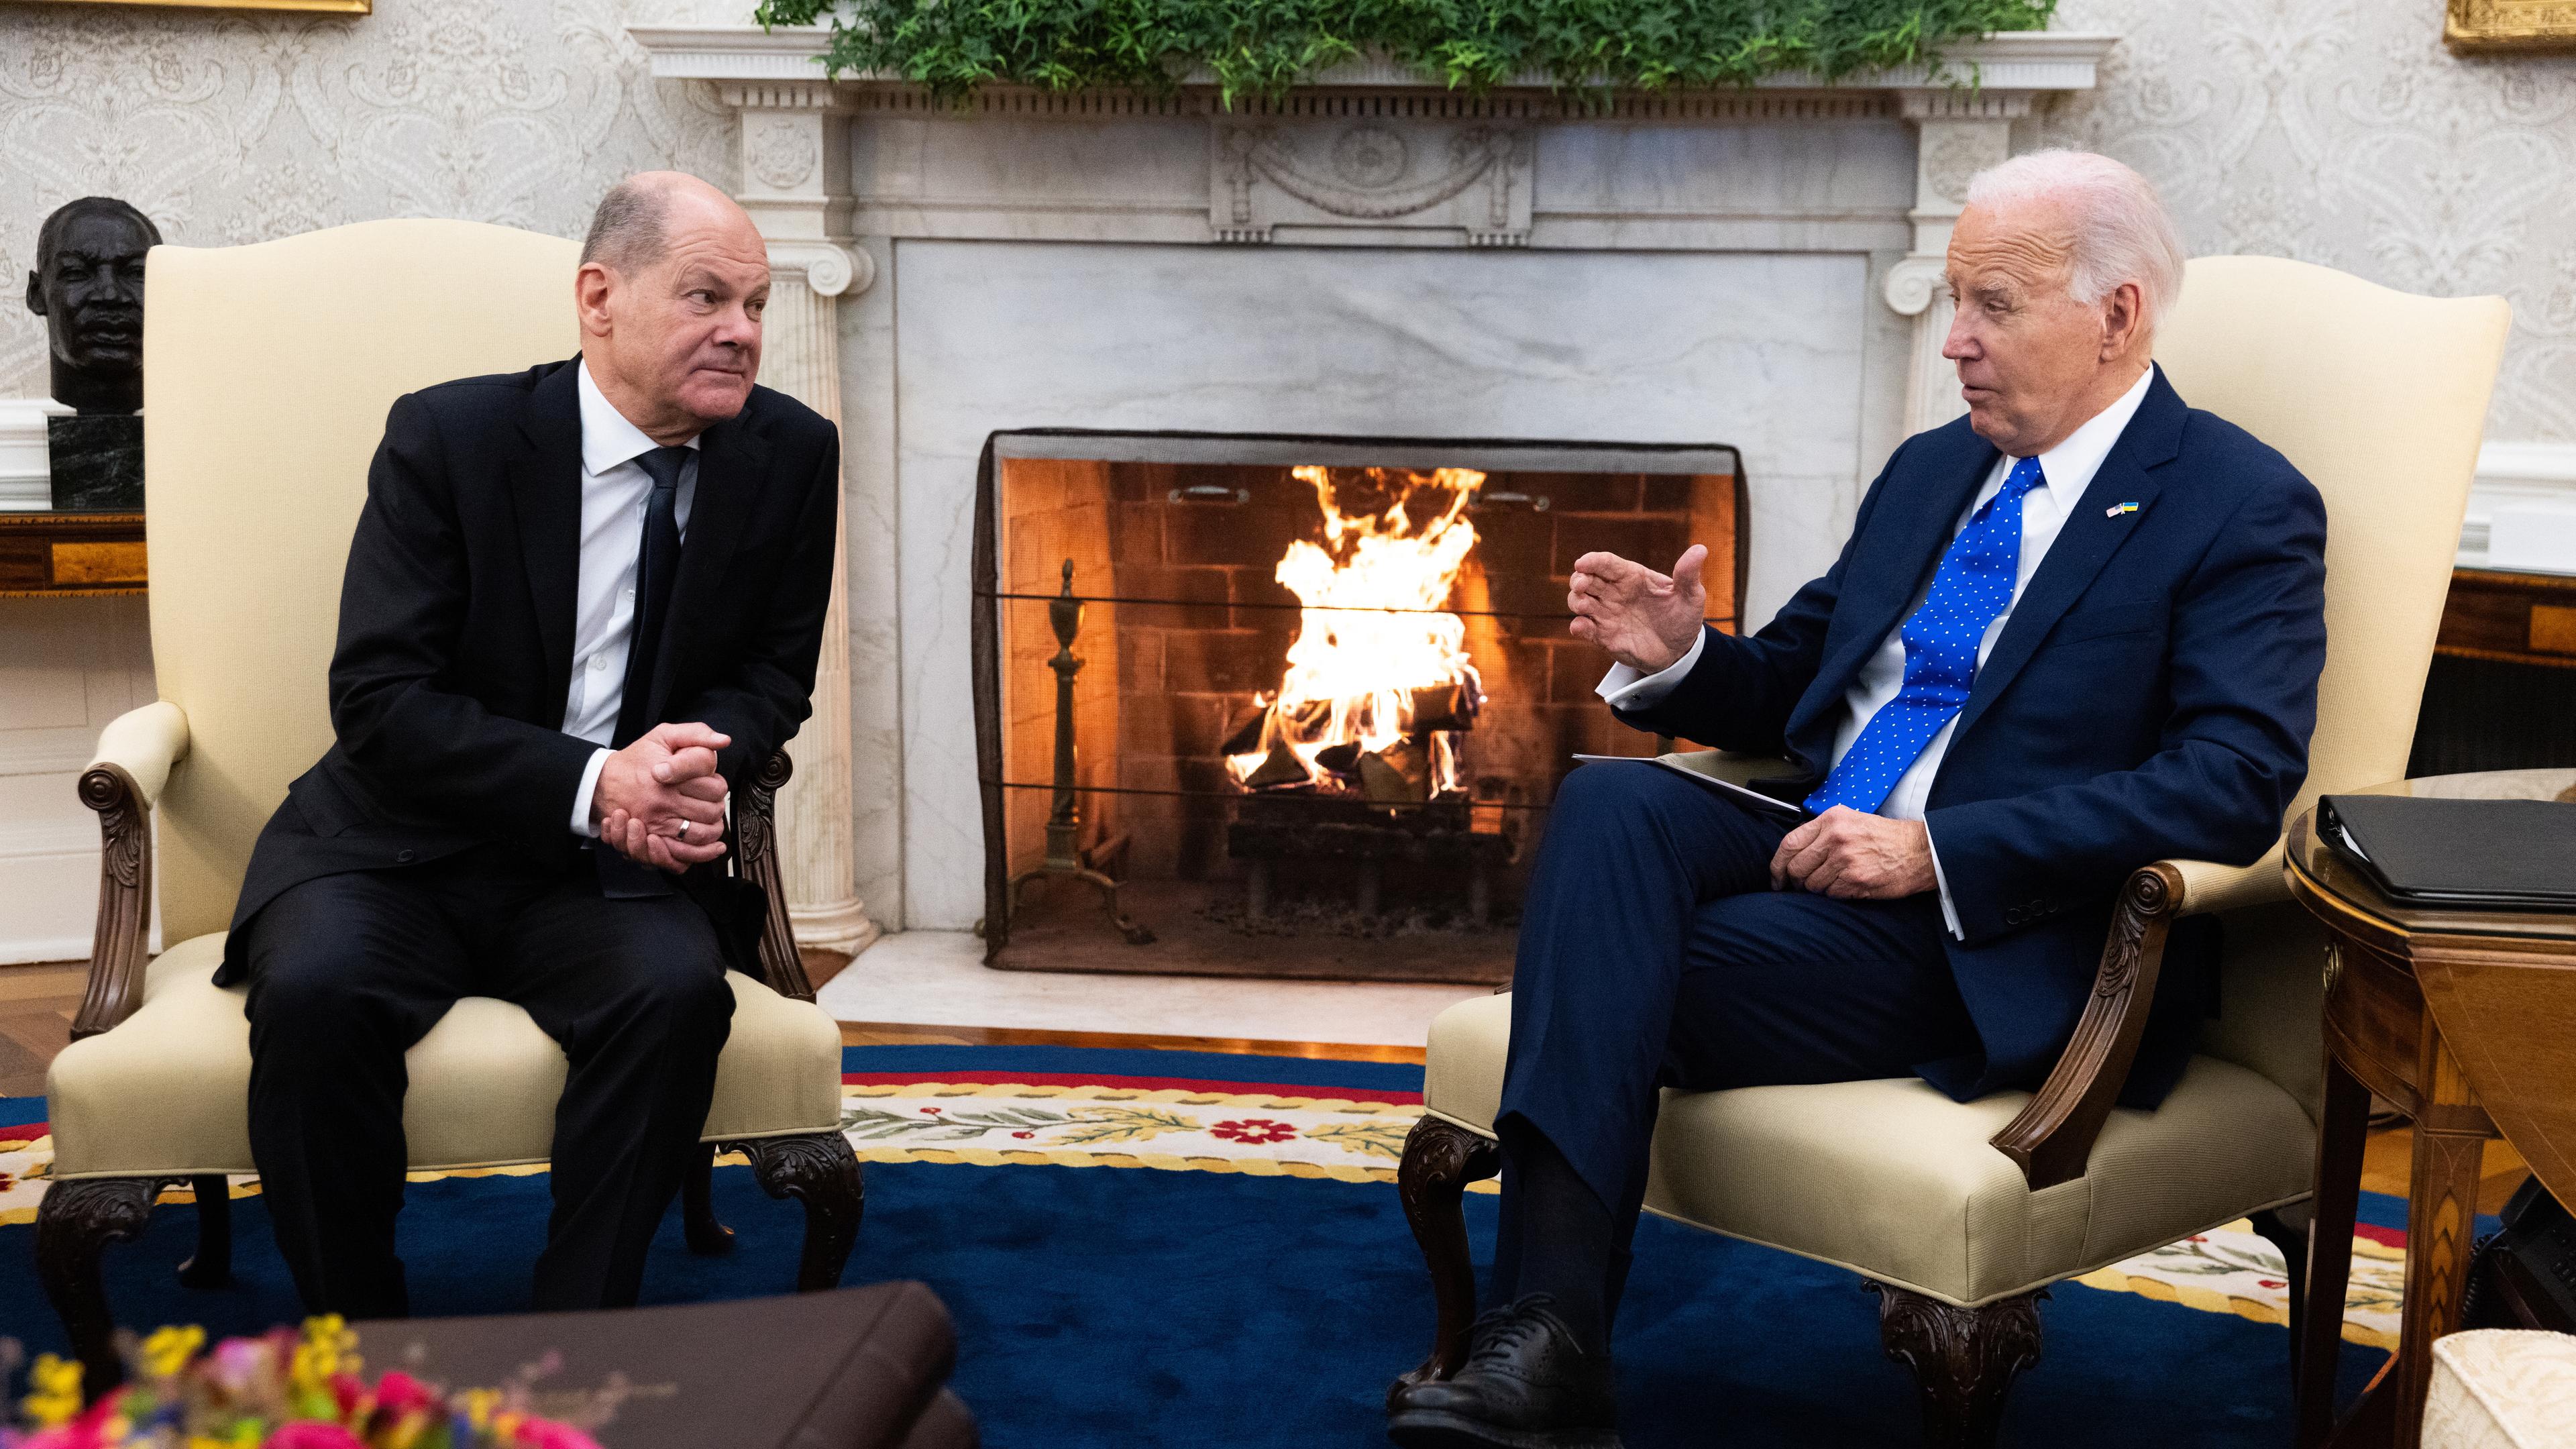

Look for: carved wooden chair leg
[176,1175,233,1288]
[36,1177,166,1399]
[1391,1116,1501,1399]
[726,1132,865,1291]
[682,1146,735,1256]
[2249,1206,2308,1387]
[1869,1283,2045,1449]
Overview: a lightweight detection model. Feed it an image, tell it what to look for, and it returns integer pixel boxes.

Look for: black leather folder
[2317,794,2576,911]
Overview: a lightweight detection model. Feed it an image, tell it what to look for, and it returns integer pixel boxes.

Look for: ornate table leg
[2298,1054,2372,1446]
[2387,1032,2489,1449]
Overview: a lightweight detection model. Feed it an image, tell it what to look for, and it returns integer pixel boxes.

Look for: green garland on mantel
[750,0,2059,103]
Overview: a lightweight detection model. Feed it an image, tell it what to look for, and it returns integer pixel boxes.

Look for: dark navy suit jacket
[1613,368,2327,1108]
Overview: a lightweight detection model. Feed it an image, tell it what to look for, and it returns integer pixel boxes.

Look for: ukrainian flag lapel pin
[2104,500,2141,519]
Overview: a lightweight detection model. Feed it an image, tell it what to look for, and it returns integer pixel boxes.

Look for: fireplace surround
[628,25,2118,940]
[974,432,1744,982]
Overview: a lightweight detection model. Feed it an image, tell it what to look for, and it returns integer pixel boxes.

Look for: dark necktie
[613,445,690,748]
[598,444,690,899]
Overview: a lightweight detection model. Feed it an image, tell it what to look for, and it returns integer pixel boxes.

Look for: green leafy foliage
[751,0,2057,103]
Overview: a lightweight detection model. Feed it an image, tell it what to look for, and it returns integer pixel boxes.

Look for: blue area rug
[0,1046,2385,1446]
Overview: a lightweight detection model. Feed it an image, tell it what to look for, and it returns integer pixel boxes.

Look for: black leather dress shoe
[1386,1295,1622,1449]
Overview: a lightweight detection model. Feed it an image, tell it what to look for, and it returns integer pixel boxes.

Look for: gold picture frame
[32,0,370,12]
[2448,0,2576,51]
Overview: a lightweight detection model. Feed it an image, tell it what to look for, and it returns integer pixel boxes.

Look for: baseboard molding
[2461,440,2576,568]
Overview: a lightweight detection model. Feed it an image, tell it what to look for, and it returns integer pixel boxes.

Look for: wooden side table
[2286,767,2576,1449]
[0,512,146,596]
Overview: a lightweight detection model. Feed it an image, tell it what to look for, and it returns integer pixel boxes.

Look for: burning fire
[1226,466,1487,799]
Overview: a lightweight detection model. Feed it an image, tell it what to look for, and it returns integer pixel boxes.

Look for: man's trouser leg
[242,867,480,1320]
[1492,762,1976,1337]
[501,874,734,1311]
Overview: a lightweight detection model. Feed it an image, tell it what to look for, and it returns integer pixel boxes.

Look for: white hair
[1963,149,2187,333]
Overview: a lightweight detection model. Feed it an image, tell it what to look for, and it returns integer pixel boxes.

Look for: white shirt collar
[576,358,699,478]
[2015,362,2157,510]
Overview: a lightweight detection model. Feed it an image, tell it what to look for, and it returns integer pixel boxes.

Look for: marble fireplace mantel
[630,24,2117,934]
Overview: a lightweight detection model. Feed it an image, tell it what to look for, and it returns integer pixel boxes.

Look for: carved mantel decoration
[1214,119,1533,246]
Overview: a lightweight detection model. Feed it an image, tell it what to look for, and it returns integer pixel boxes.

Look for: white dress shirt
[1596,363,2159,935]
[565,360,700,836]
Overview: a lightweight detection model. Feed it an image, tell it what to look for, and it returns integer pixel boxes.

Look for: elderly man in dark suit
[223,172,842,1318]
[1387,150,2328,1448]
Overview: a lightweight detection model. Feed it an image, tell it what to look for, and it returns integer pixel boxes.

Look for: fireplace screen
[973,432,1746,986]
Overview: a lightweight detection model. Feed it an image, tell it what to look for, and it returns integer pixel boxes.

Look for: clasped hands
[590,722,732,873]
[1567,544,1935,902]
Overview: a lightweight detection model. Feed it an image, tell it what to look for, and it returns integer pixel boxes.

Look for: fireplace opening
[972,432,1746,985]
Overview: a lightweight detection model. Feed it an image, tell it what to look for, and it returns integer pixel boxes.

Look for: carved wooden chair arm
[1987,845,2288,1190]
[72,703,191,1041]
[735,749,817,1004]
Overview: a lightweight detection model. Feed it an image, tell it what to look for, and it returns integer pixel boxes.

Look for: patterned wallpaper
[3,0,2573,439]
[0,0,737,400]
[2037,0,2576,443]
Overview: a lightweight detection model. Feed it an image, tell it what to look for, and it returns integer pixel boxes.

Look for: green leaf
[761,0,2058,100]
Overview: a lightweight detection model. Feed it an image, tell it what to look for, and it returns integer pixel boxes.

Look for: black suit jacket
[217,356,841,985]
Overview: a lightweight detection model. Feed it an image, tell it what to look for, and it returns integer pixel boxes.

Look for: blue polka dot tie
[1805,455,2047,816]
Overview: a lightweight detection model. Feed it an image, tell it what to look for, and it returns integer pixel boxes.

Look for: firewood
[1244,742,1310,790]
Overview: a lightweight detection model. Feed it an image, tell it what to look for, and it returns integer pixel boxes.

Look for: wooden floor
[0,959,2532,1199]
[0,961,82,1098]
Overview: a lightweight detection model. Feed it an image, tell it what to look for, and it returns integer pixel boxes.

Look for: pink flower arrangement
[6,1318,604,1449]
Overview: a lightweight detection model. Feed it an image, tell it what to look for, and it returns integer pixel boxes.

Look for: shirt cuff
[1595,628,1708,712]
[571,747,612,839]
[1926,825,1964,939]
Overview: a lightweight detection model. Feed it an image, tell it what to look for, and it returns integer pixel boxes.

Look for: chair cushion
[47,932,844,1180]
[2423,1330,2576,1449]
[1422,991,2316,1305]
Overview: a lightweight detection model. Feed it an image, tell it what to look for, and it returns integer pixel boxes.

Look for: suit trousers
[237,842,736,1317]
[1494,761,1980,1313]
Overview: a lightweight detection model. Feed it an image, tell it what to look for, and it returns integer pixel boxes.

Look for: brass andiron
[1008,559,1155,945]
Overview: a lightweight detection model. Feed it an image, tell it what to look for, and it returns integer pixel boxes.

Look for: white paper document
[1570,752,1813,822]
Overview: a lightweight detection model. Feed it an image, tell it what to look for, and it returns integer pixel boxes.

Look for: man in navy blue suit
[1387,151,2328,1448]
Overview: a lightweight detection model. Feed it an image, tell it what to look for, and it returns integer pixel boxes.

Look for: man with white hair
[1386,151,2326,1447]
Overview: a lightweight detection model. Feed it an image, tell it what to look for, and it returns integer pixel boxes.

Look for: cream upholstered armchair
[1393,257,2512,1446]
[34,221,858,1394]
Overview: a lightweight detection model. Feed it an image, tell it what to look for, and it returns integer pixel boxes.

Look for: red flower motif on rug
[1210,1119,1297,1144]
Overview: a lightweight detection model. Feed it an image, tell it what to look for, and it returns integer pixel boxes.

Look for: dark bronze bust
[24,197,160,508]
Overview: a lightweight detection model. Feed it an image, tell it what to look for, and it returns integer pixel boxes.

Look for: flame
[1226,466,1487,796]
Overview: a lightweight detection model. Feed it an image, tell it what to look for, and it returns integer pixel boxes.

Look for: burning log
[1224,464,1489,796]
[1358,739,1432,804]
[1243,743,1311,790]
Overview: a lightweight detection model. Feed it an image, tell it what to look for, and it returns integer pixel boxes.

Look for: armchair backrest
[144,221,580,945]
[2153,256,2509,1114]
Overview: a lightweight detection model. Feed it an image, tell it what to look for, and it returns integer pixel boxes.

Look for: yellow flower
[290,1314,363,1393]
[142,1324,207,1379]
[21,1354,82,1427]
[460,1387,500,1429]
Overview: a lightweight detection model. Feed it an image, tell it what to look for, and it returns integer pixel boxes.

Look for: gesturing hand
[1568,545,1709,674]
[592,721,733,873]
[1770,807,1936,900]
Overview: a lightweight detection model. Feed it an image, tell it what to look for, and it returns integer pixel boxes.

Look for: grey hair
[580,176,672,273]
[1964,150,2188,333]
